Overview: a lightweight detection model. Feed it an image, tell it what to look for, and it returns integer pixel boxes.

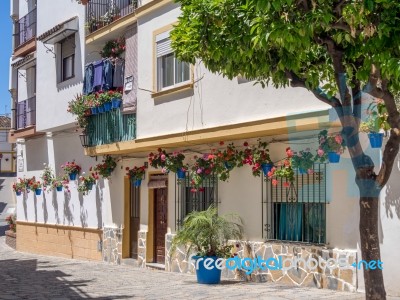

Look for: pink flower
[190,188,197,193]
[335,135,343,145]
[307,169,314,175]
[161,154,166,161]
[272,179,278,186]
[283,182,290,188]
[162,167,168,174]
[317,149,324,157]
[286,148,294,158]
[196,168,203,174]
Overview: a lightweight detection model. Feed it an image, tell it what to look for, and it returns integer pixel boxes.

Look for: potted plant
[67,94,90,128]
[62,161,82,180]
[52,175,70,192]
[360,98,390,148]
[239,140,273,177]
[171,206,243,284]
[100,37,126,59]
[109,90,123,109]
[291,149,315,174]
[29,180,42,196]
[317,130,346,163]
[268,147,295,188]
[94,155,117,179]
[190,154,216,192]
[126,165,147,186]
[78,172,99,195]
[12,178,26,196]
[5,214,16,233]
[40,163,55,192]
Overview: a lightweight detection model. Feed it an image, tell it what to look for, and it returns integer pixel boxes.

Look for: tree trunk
[358,193,386,300]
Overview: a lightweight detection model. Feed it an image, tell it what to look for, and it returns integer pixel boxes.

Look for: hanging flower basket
[91,107,98,115]
[368,133,384,148]
[328,152,341,163]
[261,163,274,176]
[35,189,42,196]
[177,168,186,179]
[69,172,78,181]
[224,161,234,170]
[56,186,63,192]
[103,102,112,112]
[97,105,105,113]
[16,191,22,196]
[112,98,122,109]
[133,179,142,187]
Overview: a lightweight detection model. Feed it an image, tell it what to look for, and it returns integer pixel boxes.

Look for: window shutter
[156,30,172,57]
[156,38,172,57]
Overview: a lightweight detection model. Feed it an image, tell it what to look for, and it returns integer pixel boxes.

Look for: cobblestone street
[0,237,381,300]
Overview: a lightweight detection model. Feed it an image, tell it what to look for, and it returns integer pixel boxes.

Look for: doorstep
[121,258,140,267]
[146,262,165,271]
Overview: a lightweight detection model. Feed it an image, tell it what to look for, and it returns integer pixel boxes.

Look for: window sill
[151,83,193,99]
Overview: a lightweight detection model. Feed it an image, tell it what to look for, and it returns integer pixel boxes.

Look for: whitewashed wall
[136,2,329,139]
[35,0,85,132]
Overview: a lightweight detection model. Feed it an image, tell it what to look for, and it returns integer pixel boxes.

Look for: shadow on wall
[52,190,60,224]
[96,180,103,229]
[0,259,133,299]
[43,192,49,224]
[78,193,88,228]
[384,155,400,220]
[63,191,74,226]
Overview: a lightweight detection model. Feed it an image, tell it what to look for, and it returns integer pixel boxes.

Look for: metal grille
[262,163,327,244]
[87,110,136,147]
[14,8,37,49]
[175,174,218,230]
[86,0,138,34]
[16,97,36,129]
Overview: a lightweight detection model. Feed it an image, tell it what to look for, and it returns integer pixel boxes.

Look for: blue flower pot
[56,186,63,192]
[87,183,94,191]
[261,163,274,176]
[328,152,341,163]
[224,162,234,170]
[177,169,186,179]
[192,256,221,284]
[104,102,112,112]
[69,172,78,181]
[98,105,105,113]
[16,191,22,196]
[368,133,384,148]
[133,179,142,187]
[298,168,307,174]
[112,98,122,109]
[91,107,98,115]
[35,189,42,196]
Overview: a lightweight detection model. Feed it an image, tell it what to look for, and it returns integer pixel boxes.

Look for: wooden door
[154,188,168,264]
[130,185,140,259]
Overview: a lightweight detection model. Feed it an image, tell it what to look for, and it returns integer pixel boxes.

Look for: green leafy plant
[360,99,390,134]
[238,140,272,177]
[51,175,70,193]
[317,130,346,163]
[126,165,147,181]
[94,155,117,179]
[29,180,42,191]
[268,148,295,186]
[148,148,187,174]
[61,161,82,176]
[190,154,215,192]
[67,94,91,128]
[100,37,125,58]
[12,178,26,193]
[40,164,55,192]
[291,149,316,173]
[171,206,243,258]
[78,172,99,195]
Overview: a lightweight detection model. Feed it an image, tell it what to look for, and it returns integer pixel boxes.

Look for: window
[175,174,218,230]
[60,35,75,82]
[156,31,190,91]
[263,164,327,244]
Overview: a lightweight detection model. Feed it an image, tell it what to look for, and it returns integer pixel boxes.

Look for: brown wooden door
[130,185,140,259]
[154,188,168,264]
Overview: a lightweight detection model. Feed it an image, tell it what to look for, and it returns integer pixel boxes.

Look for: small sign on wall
[17,157,24,172]
[124,75,133,91]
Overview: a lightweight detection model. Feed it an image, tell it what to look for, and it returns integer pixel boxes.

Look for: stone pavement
[0,237,395,300]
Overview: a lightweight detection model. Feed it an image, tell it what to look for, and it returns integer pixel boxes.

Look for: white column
[46,132,56,170]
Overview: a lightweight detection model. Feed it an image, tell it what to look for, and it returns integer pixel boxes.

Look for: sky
[0,1,12,116]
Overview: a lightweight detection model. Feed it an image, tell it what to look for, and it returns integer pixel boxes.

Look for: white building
[9,0,400,297]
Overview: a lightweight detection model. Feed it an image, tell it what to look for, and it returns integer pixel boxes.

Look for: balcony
[86,0,138,35]
[9,97,37,143]
[87,110,136,147]
[13,8,37,57]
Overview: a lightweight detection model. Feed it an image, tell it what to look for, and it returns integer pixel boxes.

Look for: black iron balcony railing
[87,110,136,147]
[13,8,37,49]
[86,0,138,34]
[16,97,36,130]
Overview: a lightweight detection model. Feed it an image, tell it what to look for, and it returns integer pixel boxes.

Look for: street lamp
[79,129,90,148]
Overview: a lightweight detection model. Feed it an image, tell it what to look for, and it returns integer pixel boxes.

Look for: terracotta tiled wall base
[16,222,102,261]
